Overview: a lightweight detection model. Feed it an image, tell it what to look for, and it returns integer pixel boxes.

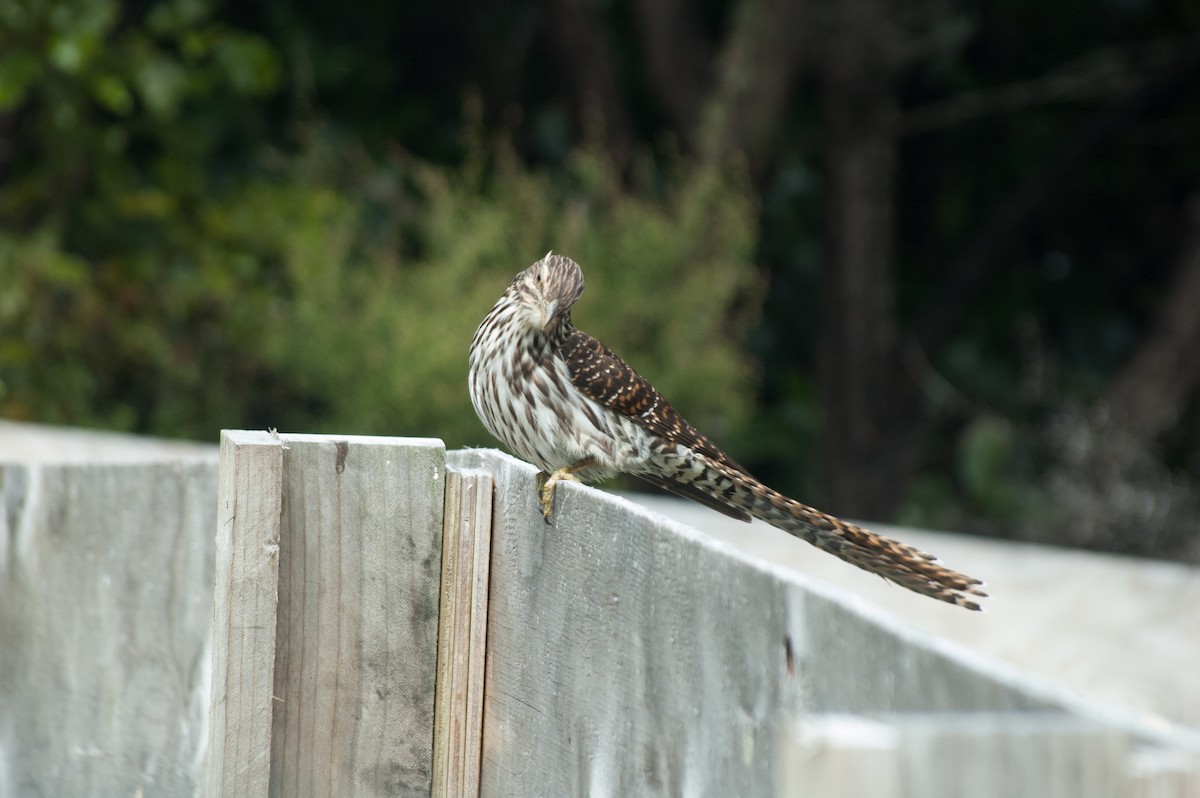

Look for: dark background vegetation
[3,0,1199,558]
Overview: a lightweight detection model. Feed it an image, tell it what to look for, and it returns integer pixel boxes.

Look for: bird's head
[506,252,585,333]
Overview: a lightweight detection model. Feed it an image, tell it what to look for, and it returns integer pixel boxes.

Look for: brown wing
[559,329,755,512]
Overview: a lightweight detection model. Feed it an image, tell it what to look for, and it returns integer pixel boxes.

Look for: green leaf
[90,74,133,114]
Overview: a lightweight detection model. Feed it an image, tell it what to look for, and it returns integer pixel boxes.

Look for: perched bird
[469,253,987,610]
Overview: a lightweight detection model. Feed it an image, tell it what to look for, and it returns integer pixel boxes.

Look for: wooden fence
[1,430,1198,796]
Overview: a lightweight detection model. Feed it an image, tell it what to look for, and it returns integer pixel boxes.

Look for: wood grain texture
[433,469,466,797]
[448,448,808,796]
[270,434,446,798]
[433,467,494,798]
[460,471,492,796]
[635,493,1200,745]
[3,423,1195,796]
[0,457,217,796]
[206,430,285,798]
[446,448,1198,796]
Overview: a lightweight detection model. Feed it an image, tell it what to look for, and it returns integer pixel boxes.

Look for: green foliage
[0,0,282,428]
[957,415,1018,513]
[6,0,1196,552]
[0,0,759,446]
[240,137,759,448]
[0,128,759,446]
[897,413,1059,534]
[0,0,279,217]
[326,144,753,446]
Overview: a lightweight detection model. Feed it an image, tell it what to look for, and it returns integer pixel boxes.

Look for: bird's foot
[538,467,581,521]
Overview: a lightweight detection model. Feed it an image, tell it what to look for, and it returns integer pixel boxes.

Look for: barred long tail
[693,456,988,610]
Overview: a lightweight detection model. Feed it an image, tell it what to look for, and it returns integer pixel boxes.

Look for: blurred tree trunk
[634,0,804,181]
[814,0,917,519]
[632,0,713,145]
[1104,196,1200,442]
[697,0,806,180]
[542,0,635,167]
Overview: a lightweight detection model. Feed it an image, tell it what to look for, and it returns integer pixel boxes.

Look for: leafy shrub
[1,127,760,448]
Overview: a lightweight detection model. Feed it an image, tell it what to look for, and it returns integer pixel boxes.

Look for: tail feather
[693,456,988,610]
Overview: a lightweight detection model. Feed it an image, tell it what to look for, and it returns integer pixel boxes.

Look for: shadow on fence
[1,430,1198,796]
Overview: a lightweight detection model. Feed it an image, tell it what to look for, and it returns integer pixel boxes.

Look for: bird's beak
[541,299,559,330]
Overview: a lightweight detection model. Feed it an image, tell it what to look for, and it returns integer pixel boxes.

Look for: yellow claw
[538,467,581,519]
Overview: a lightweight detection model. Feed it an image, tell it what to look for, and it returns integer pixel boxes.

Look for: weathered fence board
[449,448,806,796]
[3,424,1198,798]
[799,592,1053,715]
[449,448,1200,797]
[205,434,448,797]
[433,468,494,798]
[206,430,285,798]
[270,434,446,797]
[0,457,217,796]
[449,447,1054,795]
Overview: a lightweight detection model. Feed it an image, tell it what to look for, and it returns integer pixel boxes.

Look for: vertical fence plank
[433,468,494,798]
[433,470,467,797]
[270,435,446,797]
[461,469,493,795]
[206,430,285,798]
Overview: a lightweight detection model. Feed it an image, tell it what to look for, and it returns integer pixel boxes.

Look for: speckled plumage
[469,253,987,610]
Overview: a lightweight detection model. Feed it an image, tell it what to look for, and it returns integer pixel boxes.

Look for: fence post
[208,433,447,797]
[207,430,284,798]
[433,468,494,798]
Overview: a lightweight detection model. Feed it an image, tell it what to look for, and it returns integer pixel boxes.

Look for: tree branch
[814,0,917,518]
[902,40,1181,135]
